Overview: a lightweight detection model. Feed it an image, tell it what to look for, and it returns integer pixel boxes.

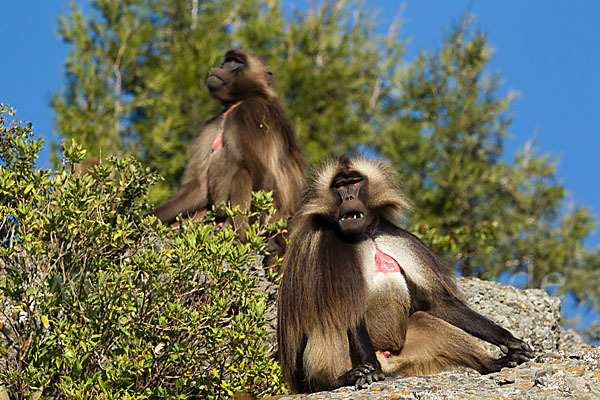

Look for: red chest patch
[211,101,242,152]
[211,131,224,151]
[373,243,402,274]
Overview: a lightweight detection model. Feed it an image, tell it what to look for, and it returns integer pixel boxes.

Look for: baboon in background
[73,157,99,178]
[277,156,533,393]
[154,49,306,240]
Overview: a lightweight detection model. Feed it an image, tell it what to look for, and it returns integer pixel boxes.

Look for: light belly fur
[357,237,411,351]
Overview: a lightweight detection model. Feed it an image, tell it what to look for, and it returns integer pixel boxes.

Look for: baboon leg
[154,182,208,225]
[377,311,498,376]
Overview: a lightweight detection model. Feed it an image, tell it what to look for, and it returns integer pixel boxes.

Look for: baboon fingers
[354,370,384,390]
[508,350,535,364]
[507,339,533,353]
[486,350,533,373]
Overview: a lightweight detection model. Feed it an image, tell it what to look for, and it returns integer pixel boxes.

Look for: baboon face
[331,170,374,238]
[206,49,273,105]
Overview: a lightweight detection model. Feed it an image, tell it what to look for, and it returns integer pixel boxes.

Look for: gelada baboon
[277,156,533,393]
[73,157,99,178]
[154,49,305,234]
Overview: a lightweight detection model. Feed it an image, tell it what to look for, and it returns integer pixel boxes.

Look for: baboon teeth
[340,212,364,221]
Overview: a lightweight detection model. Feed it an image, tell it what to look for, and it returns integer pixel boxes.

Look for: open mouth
[339,211,364,222]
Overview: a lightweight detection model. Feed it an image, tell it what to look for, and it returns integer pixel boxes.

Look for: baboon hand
[496,349,534,370]
[349,363,385,390]
[500,338,535,359]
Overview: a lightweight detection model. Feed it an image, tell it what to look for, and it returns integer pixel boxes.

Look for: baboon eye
[352,182,360,187]
[223,58,244,72]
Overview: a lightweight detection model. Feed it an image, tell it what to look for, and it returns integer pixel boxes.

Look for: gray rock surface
[275,347,600,399]
[266,277,598,399]
[456,277,588,354]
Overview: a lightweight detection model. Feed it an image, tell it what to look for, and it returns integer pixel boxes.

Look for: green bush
[412,221,500,269]
[0,104,286,399]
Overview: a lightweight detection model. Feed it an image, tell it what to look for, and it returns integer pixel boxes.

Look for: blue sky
[0,0,598,339]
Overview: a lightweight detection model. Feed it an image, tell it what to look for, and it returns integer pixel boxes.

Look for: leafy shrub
[412,221,500,271]
[0,104,286,399]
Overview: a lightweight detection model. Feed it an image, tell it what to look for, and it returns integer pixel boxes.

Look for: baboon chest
[358,235,411,348]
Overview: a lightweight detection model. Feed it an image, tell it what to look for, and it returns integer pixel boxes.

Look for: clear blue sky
[378,0,600,250]
[1,1,598,250]
[0,0,598,339]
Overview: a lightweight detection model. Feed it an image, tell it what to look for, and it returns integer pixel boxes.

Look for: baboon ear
[265,70,275,86]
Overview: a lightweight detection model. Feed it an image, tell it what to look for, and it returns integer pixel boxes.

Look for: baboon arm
[429,297,532,355]
[229,168,253,234]
[154,183,208,225]
[229,168,253,209]
[329,320,384,390]
[349,320,379,366]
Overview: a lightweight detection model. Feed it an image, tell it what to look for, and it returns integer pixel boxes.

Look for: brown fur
[376,311,495,376]
[277,156,532,394]
[73,157,100,178]
[154,50,305,232]
[278,157,408,392]
[278,218,365,391]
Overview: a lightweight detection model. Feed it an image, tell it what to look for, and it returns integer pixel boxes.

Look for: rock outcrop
[270,277,599,399]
